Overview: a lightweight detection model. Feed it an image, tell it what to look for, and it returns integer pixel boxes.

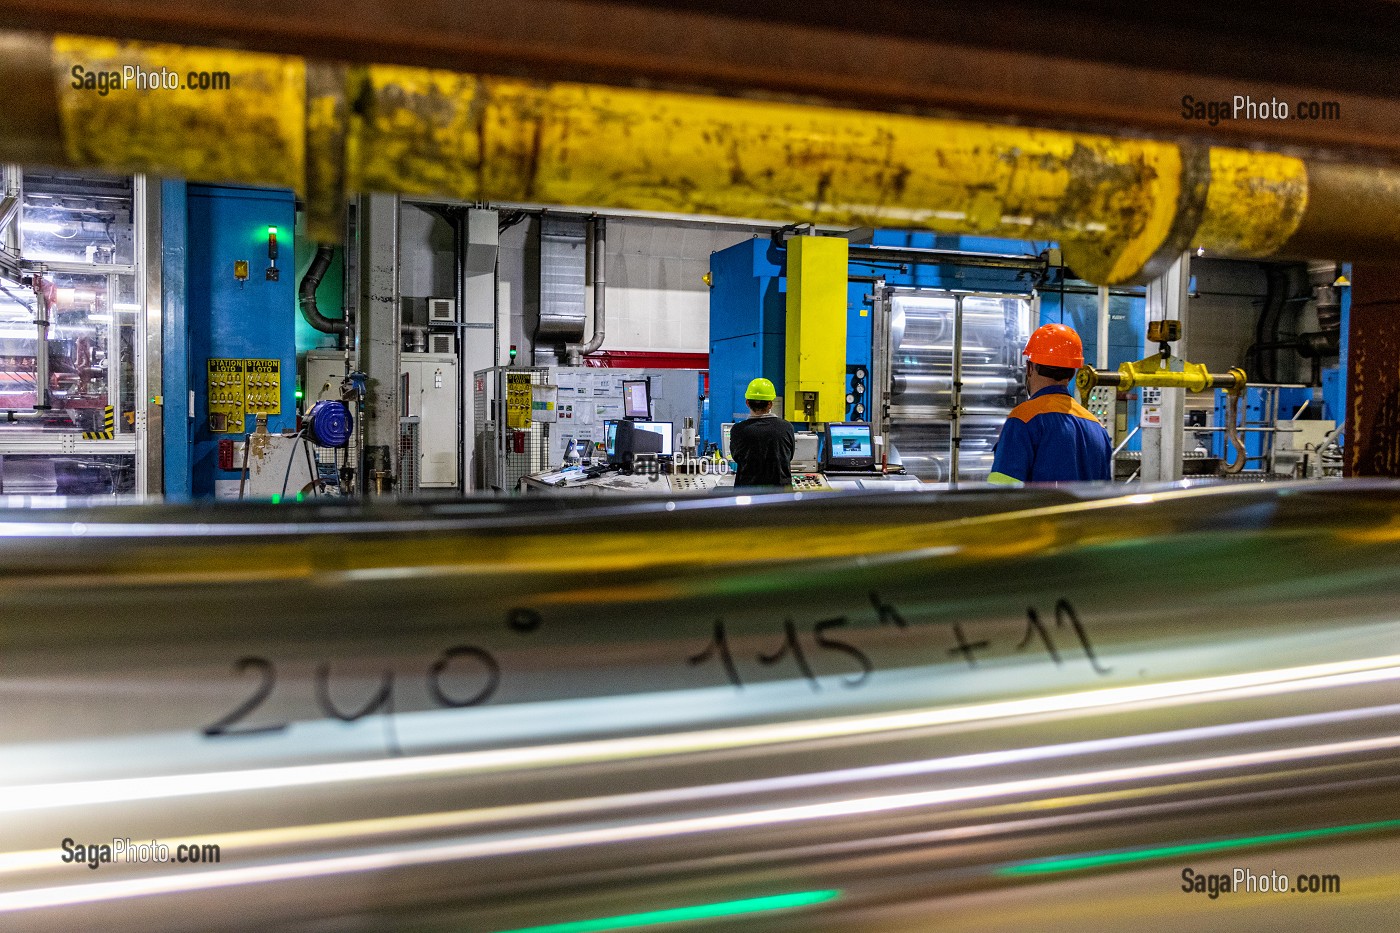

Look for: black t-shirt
[730,415,795,488]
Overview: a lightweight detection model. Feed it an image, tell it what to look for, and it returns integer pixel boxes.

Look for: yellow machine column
[785,235,849,424]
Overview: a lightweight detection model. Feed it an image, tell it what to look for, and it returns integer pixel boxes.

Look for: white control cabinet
[402,352,460,488]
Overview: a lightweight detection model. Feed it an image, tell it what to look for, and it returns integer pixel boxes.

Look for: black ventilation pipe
[299,244,349,349]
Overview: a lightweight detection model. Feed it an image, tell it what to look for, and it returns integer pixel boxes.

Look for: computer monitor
[634,421,673,457]
[824,422,876,471]
[622,379,651,419]
[604,420,619,457]
[611,418,665,467]
[721,422,734,460]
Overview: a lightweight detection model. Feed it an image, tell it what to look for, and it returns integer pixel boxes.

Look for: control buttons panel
[207,358,246,434]
[791,473,833,491]
[1085,386,1117,434]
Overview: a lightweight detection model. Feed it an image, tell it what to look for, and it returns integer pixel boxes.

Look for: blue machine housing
[175,184,298,498]
[707,238,787,445]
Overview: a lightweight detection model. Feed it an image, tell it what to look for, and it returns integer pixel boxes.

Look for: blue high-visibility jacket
[989,385,1112,484]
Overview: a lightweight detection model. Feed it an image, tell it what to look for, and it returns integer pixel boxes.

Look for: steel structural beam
[2,1,1400,161]
[358,192,401,494]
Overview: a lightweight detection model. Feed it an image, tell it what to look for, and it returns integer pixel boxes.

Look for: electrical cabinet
[184,184,297,498]
[402,352,459,488]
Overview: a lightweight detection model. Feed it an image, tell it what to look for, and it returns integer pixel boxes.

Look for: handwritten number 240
[202,645,501,738]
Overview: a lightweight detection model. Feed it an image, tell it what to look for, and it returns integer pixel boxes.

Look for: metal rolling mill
[3,2,1400,931]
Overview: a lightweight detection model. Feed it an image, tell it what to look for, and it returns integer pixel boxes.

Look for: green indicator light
[270,494,281,504]
[296,492,305,502]
[295,390,304,399]
[491,890,841,933]
[998,818,1400,876]
[267,226,278,236]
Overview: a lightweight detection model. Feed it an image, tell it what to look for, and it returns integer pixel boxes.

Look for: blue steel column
[160,180,190,501]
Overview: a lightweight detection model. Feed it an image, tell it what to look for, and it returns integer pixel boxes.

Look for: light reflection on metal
[4,652,1400,813]
[1000,819,1400,876]
[1,481,1400,929]
[491,891,844,933]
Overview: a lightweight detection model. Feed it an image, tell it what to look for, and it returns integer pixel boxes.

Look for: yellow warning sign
[506,373,533,429]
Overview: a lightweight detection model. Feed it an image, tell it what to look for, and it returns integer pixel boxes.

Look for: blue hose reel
[306,400,353,448]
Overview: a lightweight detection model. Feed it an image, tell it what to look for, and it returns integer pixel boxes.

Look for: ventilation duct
[534,214,588,365]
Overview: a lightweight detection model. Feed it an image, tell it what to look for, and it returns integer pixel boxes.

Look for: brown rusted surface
[1282,162,1400,263]
[0,30,63,165]
[1346,262,1400,477]
[3,1,1400,161]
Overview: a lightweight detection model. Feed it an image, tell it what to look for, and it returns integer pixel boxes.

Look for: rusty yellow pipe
[4,31,1393,283]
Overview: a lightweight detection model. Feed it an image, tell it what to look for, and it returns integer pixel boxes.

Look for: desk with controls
[520,466,922,495]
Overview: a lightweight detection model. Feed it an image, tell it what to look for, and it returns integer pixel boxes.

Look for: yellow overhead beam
[8,32,1383,284]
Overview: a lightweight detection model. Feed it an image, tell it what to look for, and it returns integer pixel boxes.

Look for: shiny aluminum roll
[2,482,1400,930]
[886,294,1026,482]
[893,374,1023,401]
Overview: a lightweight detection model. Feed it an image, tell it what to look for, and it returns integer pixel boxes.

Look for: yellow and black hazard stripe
[83,406,115,440]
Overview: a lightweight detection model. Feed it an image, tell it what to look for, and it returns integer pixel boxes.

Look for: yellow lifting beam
[1078,357,1249,474]
[1076,357,1247,395]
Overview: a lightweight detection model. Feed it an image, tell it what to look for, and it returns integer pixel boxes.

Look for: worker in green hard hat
[730,377,795,488]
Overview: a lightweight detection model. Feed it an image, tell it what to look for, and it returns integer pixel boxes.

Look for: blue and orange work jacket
[989,385,1112,484]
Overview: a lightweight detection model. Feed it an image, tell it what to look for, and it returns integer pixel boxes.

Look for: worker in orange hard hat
[988,323,1112,485]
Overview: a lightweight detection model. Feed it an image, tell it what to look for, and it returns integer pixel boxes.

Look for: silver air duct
[566,215,607,365]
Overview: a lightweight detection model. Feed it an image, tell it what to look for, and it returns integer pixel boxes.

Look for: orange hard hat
[1023,323,1085,368]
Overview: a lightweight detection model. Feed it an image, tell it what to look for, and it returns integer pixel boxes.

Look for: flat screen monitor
[634,421,673,457]
[825,422,875,470]
[622,380,652,419]
[604,420,619,457]
[611,418,664,467]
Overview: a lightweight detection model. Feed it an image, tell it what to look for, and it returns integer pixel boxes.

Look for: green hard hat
[744,377,777,401]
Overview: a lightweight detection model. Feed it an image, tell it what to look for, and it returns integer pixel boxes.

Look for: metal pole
[1096,285,1110,370]
[30,274,49,410]
[359,193,401,495]
[869,280,888,445]
[950,295,964,487]
[107,270,119,415]
[137,175,163,499]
